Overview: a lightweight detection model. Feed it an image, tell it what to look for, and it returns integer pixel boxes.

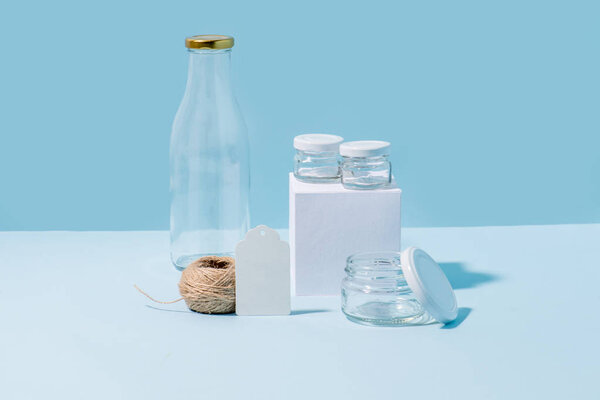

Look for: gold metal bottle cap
[185,35,234,50]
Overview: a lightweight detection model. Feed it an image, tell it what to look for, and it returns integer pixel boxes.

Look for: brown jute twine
[135,256,235,314]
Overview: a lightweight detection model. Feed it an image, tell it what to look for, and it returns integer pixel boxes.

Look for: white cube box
[289,173,402,295]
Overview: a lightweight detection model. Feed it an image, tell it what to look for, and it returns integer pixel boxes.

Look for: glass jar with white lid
[340,140,391,190]
[293,134,344,183]
[342,248,458,326]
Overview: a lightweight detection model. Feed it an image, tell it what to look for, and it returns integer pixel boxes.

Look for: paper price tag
[235,225,291,316]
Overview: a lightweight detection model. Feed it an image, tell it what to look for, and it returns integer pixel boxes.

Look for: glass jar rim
[345,251,404,275]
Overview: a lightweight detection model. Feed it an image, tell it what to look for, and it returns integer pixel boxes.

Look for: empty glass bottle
[170,35,250,270]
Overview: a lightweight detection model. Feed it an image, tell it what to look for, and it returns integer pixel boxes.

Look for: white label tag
[235,225,291,316]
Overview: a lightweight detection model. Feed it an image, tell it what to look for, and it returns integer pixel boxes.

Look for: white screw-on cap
[293,134,344,152]
[400,247,458,324]
[339,140,390,157]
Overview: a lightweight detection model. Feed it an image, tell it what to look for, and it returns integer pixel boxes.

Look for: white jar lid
[400,247,458,324]
[339,140,390,157]
[293,134,344,152]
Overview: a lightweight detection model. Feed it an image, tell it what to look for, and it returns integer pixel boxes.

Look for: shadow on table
[441,307,472,329]
[146,305,330,316]
[145,305,236,316]
[146,305,191,313]
[435,263,495,329]
[291,309,331,316]
[439,262,499,290]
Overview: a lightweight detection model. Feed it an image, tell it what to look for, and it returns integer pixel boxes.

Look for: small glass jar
[341,251,433,326]
[340,141,391,190]
[293,134,344,183]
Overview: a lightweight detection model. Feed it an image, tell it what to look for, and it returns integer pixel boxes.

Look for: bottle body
[170,47,249,270]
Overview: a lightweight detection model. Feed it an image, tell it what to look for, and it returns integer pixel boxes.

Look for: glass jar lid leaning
[342,247,458,327]
[293,133,344,183]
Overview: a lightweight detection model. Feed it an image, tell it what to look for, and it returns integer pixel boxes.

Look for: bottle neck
[184,48,233,97]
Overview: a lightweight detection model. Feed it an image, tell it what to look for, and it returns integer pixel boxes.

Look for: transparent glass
[341,252,433,326]
[294,150,341,183]
[341,155,391,190]
[170,48,250,270]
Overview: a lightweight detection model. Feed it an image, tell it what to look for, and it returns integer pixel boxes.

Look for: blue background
[1,0,598,230]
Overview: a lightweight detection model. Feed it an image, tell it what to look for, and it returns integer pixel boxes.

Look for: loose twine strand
[135,255,236,314]
[134,285,183,304]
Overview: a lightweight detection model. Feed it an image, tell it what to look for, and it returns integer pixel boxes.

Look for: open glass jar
[342,248,457,326]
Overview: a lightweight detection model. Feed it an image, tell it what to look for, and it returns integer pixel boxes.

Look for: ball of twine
[179,256,235,314]
[134,255,235,314]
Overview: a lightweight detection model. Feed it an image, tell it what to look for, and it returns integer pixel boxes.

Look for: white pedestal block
[289,173,402,295]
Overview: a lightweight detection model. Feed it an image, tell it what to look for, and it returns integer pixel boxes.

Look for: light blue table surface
[1,225,599,399]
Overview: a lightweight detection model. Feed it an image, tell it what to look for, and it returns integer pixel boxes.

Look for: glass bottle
[170,35,250,270]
